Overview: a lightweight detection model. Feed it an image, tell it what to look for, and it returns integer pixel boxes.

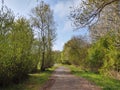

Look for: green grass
[68,65,120,90]
[0,67,56,90]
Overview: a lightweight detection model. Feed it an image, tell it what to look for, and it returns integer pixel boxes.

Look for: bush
[0,17,36,86]
[87,32,120,76]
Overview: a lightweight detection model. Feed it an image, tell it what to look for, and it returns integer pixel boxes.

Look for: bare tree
[90,2,120,41]
[70,0,119,28]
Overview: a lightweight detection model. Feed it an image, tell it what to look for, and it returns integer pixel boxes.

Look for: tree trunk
[41,51,45,71]
[41,34,46,71]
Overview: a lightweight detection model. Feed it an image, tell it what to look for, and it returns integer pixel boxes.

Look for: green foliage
[52,50,61,63]
[62,36,90,67]
[0,67,56,90]
[0,6,14,86]
[87,39,105,72]
[0,1,57,86]
[0,7,36,86]
[87,32,120,76]
[8,17,35,82]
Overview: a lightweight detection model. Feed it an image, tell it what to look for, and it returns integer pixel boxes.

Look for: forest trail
[41,66,102,90]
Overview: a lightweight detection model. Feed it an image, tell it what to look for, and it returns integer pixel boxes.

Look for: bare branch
[70,0,119,29]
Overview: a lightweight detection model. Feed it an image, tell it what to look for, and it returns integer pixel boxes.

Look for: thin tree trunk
[41,51,45,71]
[41,33,46,71]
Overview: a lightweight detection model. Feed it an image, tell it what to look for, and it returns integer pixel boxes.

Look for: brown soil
[41,66,102,90]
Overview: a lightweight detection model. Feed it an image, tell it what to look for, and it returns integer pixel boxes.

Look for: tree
[0,10,35,85]
[87,32,120,76]
[44,7,56,68]
[62,35,90,67]
[70,0,119,28]
[9,17,34,83]
[52,50,61,63]
[30,1,56,71]
[0,3,15,86]
[89,2,120,42]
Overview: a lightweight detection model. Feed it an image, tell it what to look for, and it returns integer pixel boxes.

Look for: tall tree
[44,7,56,68]
[30,1,56,71]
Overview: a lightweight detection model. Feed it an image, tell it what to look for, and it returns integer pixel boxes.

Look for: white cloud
[52,0,82,18]
[52,2,70,19]
[52,0,82,31]
[63,20,72,31]
[53,42,64,51]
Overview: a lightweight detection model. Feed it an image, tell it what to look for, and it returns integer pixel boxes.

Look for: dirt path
[42,66,102,90]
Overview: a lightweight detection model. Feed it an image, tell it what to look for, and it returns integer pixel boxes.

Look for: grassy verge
[0,66,56,90]
[68,65,120,90]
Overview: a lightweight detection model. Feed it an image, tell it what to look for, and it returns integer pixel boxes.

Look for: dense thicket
[62,36,90,68]
[88,32,120,75]
[0,6,35,85]
[0,1,56,86]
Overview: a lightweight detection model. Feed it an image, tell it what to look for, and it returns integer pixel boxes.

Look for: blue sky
[1,0,88,51]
